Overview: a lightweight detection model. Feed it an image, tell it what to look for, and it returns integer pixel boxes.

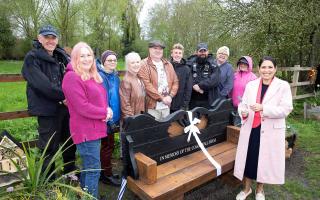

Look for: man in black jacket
[169,43,192,112]
[21,25,76,180]
[187,42,220,109]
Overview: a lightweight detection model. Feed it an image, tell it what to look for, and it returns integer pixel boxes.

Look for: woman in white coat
[234,56,293,200]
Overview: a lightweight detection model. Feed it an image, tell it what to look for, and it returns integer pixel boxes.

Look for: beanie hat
[101,50,117,64]
[217,46,230,56]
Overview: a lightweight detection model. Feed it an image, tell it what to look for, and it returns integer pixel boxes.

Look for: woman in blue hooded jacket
[97,50,121,186]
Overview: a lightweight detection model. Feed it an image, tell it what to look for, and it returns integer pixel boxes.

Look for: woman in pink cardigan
[234,56,293,200]
[62,42,112,199]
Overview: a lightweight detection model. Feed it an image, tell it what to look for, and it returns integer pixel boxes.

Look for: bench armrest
[135,152,157,184]
[227,125,240,144]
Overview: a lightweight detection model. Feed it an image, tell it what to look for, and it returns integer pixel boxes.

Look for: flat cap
[148,40,165,49]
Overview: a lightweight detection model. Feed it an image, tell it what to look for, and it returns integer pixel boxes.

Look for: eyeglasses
[106,59,117,63]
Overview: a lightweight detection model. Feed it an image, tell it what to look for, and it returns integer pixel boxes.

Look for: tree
[121,0,143,55]
[7,0,47,40]
[46,0,81,47]
[145,0,320,67]
[0,13,15,59]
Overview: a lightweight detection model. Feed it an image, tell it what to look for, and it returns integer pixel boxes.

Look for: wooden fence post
[291,65,300,98]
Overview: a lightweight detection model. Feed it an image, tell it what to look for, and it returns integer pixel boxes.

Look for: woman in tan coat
[120,52,145,118]
[234,56,293,200]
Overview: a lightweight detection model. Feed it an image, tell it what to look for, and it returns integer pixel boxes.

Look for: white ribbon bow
[184,111,222,176]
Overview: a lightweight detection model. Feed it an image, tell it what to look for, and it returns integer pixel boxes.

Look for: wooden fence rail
[289,65,314,100]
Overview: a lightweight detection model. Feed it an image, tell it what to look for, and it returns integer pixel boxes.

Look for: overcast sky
[138,0,163,38]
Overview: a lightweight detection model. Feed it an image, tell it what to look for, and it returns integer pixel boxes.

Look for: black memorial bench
[121,99,240,200]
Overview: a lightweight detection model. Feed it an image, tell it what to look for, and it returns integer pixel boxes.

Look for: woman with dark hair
[97,50,121,186]
[234,56,293,200]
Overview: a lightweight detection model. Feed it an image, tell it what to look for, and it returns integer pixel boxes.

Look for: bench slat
[127,141,237,200]
[157,142,236,179]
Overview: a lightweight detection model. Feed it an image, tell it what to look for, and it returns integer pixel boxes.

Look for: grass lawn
[0,60,24,73]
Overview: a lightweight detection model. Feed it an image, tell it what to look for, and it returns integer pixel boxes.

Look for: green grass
[0,82,27,112]
[0,60,23,74]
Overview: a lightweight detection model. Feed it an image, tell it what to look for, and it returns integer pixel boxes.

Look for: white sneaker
[64,173,79,182]
[255,191,265,200]
[236,188,252,200]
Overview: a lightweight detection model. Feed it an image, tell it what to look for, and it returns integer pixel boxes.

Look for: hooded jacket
[170,58,192,111]
[96,59,121,127]
[231,56,257,107]
[21,40,69,116]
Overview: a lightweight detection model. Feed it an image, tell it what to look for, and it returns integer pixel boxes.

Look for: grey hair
[125,52,141,70]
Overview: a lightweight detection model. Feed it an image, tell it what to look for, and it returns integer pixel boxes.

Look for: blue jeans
[76,139,101,199]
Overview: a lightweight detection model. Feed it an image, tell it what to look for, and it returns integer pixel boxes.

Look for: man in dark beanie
[96,50,121,186]
[21,25,77,181]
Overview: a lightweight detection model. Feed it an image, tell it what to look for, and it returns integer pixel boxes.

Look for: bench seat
[127,126,240,200]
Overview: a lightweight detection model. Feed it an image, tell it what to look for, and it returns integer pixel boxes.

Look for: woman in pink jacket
[231,56,257,126]
[234,56,293,200]
[232,56,257,107]
[62,42,112,199]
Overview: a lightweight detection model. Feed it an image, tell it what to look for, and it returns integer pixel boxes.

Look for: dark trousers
[100,129,115,176]
[37,106,77,179]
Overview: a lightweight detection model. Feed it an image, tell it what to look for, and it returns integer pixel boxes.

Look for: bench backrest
[121,99,234,179]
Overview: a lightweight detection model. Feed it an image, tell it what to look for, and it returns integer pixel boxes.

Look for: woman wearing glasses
[97,50,121,186]
[214,46,234,99]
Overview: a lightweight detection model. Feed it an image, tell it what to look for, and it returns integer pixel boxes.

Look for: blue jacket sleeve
[219,64,234,97]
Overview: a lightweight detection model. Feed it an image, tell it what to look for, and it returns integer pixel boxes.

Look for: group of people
[22,25,293,200]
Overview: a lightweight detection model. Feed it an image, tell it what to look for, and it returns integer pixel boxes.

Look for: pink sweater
[62,66,107,144]
[231,56,257,107]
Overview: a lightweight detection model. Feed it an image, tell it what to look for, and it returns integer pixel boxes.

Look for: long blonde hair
[70,42,102,83]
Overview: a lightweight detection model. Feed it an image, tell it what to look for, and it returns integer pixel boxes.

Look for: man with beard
[187,43,220,109]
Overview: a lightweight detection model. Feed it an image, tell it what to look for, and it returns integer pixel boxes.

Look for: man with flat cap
[138,40,179,120]
[21,25,77,180]
[187,42,221,109]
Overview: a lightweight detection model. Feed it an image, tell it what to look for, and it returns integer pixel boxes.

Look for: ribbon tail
[192,132,222,176]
